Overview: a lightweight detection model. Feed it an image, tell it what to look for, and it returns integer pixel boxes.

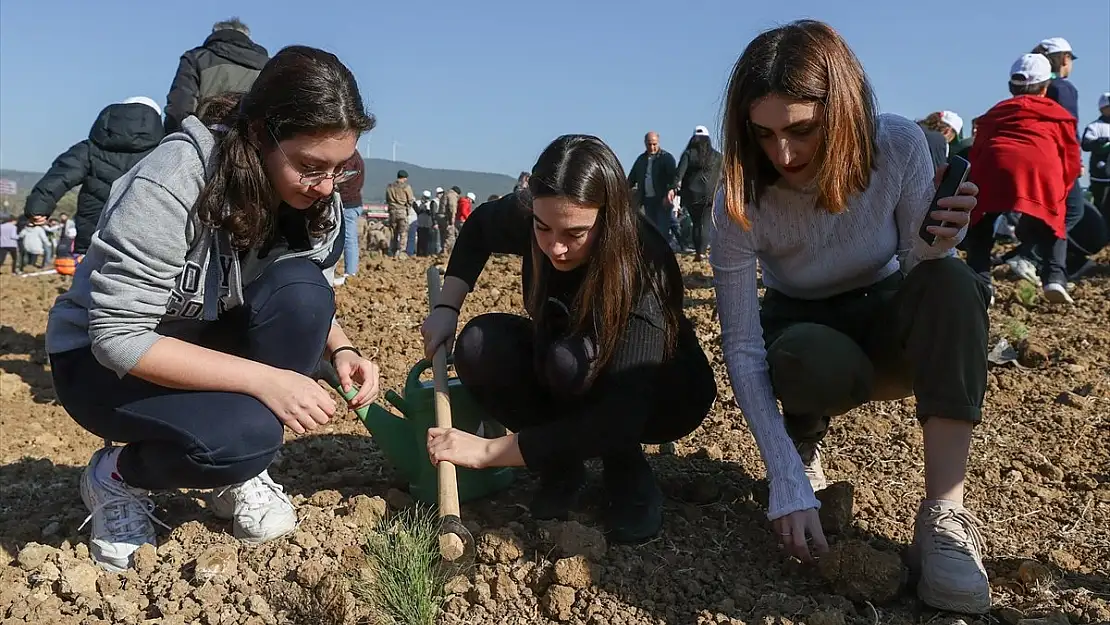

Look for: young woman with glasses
[45,45,381,572]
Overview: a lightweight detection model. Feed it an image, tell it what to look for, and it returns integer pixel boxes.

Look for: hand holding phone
[919,155,971,246]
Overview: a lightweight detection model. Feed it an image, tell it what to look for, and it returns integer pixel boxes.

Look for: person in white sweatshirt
[18,222,51,268]
[711,20,991,615]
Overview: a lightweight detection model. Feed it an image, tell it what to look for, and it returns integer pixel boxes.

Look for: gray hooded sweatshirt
[46,116,341,378]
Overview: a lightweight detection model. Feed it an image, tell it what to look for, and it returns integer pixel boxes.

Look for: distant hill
[0,155,517,207]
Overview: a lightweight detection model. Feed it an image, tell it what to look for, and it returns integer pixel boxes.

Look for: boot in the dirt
[785,413,830,492]
[910,499,991,614]
[79,446,166,573]
[601,450,663,544]
[209,470,297,543]
[529,461,587,521]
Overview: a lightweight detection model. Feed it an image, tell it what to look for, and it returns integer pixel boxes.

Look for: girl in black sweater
[675,126,723,261]
[421,135,717,543]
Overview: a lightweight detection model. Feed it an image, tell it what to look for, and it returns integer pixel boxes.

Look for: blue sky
[1,0,1107,179]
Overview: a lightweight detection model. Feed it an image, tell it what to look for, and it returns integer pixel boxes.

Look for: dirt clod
[553,555,594,589]
[549,521,607,561]
[543,584,577,621]
[816,540,905,603]
[193,544,238,583]
[16,542,54,571]
[816,481,854,534]
[344,494,388,526]
[1017,340,1051,368]
[476,528,524,564]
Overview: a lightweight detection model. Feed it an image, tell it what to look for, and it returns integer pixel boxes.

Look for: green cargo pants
[760,256,991,444]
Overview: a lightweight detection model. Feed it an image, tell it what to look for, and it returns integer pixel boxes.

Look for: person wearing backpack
[24,97,165,255]
[164,18,269,134]
[675,126,723,261]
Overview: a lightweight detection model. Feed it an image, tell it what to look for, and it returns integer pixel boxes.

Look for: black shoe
[602,451,663,544]
[529,462,586,521]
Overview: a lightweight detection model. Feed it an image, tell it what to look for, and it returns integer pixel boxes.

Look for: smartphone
[919,155,971,246]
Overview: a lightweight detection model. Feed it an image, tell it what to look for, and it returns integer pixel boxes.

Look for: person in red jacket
[456,192,474,230]
[964,53,1080,304]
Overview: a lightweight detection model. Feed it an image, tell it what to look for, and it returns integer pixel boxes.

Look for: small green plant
[1016,281,1037,307]
[1003,318,1029,342]
[352,504,451,625]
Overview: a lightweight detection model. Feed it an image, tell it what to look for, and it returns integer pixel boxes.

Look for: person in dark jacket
[164,18,269,134]
[421,135,716,544]
[627,131,678,238]
[1081,93,1110,213]
[334,151,365,286]
[917,111,963,172]
[674,126,722,261]
[23,97,165,255]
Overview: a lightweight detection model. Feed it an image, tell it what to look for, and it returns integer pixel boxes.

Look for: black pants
[969,212,1066,285]
[0,248,16,273]
[50,258,335,490]
[686,199,711,256]
[416,226,433,256]
[642,196,669,240]
[760,257,990,443]
[453,313,716,468]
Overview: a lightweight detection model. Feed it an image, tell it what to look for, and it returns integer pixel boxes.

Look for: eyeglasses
[269,128,359,187]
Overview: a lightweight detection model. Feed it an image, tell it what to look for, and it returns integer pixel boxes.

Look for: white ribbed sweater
[709,114,956,519]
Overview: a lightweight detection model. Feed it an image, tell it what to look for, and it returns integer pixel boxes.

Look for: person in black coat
[163,18,270,134]
[675,126,723,260]
[23,97,165,255]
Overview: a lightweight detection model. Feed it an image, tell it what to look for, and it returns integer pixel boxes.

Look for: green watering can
[317,358,516,505]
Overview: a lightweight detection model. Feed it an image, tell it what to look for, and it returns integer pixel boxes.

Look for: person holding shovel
[421,134,717,544]
[710,20,990,614]
[44,45,381,573]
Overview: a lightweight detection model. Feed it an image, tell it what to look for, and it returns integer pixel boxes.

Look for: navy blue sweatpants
[50,258,334,490]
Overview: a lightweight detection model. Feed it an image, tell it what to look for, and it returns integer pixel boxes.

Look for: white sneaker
[332,275,347,287]
[1006,257,1041,286]
[209,470,297,543]
[912,500,991,614]
[78,447,169,572]
[796,442,828,492]
[1043,282,1074,304]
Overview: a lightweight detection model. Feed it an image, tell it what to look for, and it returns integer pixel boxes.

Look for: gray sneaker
[78,447,169,572]
[911,500,991,614]
[1006,257,1041,286]
[209,470,297,543]
[796,442,828,492]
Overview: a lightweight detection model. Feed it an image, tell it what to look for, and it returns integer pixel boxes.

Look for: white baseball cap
[435,187,444,194]
[1099,92,1110,109]
[1038,37,1077,59]
[1010,54,1052,86]
[694,125,709,136]
[422,189,432,198]
[939,111,963,135]
[466,192,476,200]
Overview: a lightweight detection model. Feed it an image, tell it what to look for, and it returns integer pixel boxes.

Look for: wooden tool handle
[427,266,461,518]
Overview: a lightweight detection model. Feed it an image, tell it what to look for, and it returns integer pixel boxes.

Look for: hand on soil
[332,349,381,409]
[421,307,459,360]
[255,368,336,434]
[427,427,491,469]
[773,507,829,563]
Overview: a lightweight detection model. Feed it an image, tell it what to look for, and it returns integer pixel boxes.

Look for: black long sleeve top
[445,193,695,469]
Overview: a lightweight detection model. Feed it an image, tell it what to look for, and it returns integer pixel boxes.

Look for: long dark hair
[194,45,376,249]
[525,135,678,373]
[683,134,714,168]
[720,19,878,228]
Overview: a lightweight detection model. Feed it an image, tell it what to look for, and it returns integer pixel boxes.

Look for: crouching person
[45,45,382,572]
[421,135,717,544]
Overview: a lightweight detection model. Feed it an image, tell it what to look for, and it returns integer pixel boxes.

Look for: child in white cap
[1081,92,1110,213]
